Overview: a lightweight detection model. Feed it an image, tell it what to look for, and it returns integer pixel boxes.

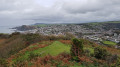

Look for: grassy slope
[33,41,70,56]
[12,41,70,62]
[7,40,120,67]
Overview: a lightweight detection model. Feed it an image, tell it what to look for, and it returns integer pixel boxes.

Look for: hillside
[0,26,120,67]
[81,21,120,30]
[5,39,120,67]
[0,33,119,67]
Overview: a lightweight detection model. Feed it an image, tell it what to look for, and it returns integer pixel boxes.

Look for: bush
[10,32,21,36]
[0,33,9,39]
[106,54,118,64]
[117,42,120,46]
[94,47,108,60]
[111,57,120,67]
[0,58,7,67]
[71,38,84,61]
[64,33,75,40]
[28,52,38,60]
[115,57,120,67]
[23,33,42,44]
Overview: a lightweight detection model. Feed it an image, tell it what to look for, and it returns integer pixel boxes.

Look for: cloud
[0,0,120,25]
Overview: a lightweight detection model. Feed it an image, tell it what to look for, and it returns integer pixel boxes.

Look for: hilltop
[0,33,120,67]
[0,21,120,67]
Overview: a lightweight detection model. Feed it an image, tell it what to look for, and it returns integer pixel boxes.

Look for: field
[9,41,70,64]
[30,41,70,56]
[102,41,116,46]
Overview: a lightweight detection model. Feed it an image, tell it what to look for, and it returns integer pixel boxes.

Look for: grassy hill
[11,41,70,63]
[88,21,120,25]
[0,33,120,67]
[81,21,120,30]
[6,40,120,67]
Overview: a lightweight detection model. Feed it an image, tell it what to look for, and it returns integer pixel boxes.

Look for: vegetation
[103,41,116,45]
[0,32,74,59]
[34,24,48,27]
[102,41,116,47]
[94,47,109,60]
[0,32,120,67]
[71,38,84,61]
[117,42,120,46]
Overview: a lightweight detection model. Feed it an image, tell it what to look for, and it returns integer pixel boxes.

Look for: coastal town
[13,22,120,49]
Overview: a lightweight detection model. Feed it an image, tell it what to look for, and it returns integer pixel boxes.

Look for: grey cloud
[0,0,120,25]
[62,0,120,14]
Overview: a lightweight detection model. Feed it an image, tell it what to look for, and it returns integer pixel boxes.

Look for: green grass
[13,41,71,63]
[84,47,94,54]
[29,45,38,48]
[33,41,70,56]
[102,41,116,45]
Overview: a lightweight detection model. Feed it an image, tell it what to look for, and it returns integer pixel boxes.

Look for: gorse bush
[24,33,41,44]
[0,35,26,58]
[94,47,108,60]
[71,38,84,61]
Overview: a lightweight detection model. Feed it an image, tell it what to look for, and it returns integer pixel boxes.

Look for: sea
[0,21,36,34]
[0,25,17,34]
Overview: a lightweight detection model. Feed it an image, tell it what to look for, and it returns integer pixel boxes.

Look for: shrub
[0,58,7,67]
[115,57,120,67]
[23,33,42,44]
[117,42,120,46]
[70,38,84,61]
[0,33,9,39]
[28,52,38,60]
[10,32,21,36]
[64,33,75,40]
[94,47,108,60]
[106,54,118,64]
[111,57,120,67]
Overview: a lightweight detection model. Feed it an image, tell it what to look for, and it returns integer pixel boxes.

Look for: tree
[70,38,84,60]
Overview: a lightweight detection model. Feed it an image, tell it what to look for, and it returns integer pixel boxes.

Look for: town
[14,22,120,49]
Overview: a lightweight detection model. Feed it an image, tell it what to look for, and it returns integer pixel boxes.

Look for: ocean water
[0,20,37,34]
[0,25,16,34]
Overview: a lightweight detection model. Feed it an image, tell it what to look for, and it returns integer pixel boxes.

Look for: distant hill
[80,21,120,30]
[12,25,37,31]
[12,21,120,31]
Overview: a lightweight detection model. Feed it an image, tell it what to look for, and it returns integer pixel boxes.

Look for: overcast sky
[0,0,120,26]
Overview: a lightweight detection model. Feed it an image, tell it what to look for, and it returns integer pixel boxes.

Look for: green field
[33,41,70,56]
[102,41,116,46]
[13,41,71,62]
